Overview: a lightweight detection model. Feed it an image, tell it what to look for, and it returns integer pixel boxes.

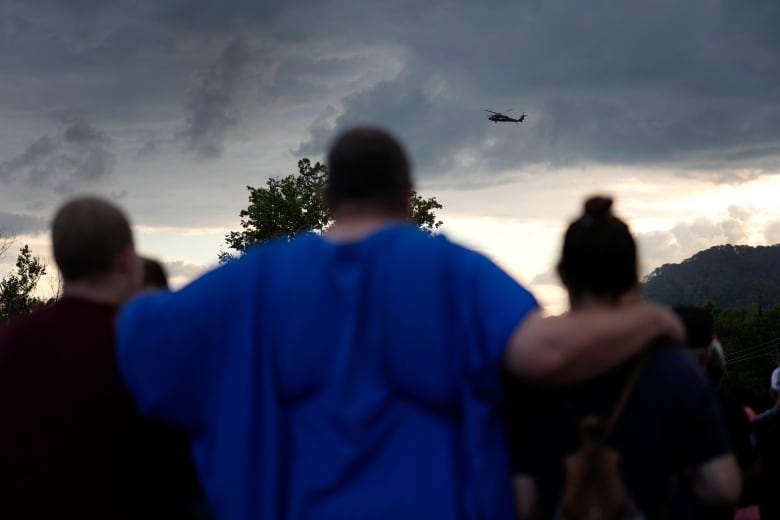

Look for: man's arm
[116,254,252,427]
[692,453,742,505]
[504,304,684,384]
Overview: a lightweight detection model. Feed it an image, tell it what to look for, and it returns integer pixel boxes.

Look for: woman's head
[557,196,638,305]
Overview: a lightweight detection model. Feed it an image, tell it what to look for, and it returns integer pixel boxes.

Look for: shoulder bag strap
[603,349,652,438]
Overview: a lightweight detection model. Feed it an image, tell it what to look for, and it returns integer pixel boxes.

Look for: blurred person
[675,306,753,469]
[752,367,780,519]
[142,256,170,290]
[0,197,143,519]
[674,306,756,519]
[135,255,215,519]
[116,127,684,519]
[0,197,202,519]
[755,367,780,421]
[505,197,740,519]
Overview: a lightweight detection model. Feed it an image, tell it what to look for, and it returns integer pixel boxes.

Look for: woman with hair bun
[504,196,741,519]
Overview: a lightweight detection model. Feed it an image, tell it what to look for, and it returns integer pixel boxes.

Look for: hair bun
[584,196,613,218]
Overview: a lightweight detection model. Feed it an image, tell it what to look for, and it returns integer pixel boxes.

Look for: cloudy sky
[1,0,779,312]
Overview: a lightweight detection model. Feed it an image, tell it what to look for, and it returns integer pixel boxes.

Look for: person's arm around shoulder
[692,453,742,505]
[504,303,684,384]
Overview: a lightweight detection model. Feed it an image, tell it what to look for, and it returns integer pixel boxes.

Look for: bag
[554,355,649,520]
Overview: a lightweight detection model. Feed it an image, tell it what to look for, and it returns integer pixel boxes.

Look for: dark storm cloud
[0,117,115,191]
[2,0,780,184]
[64,119,110,144]
[296,0,780,182]
[0,1,200,121]
[296,66,478,173]
[178,38,271,159]
[136,140,161,158]
[155,0,287,32]
[0,212,47,236]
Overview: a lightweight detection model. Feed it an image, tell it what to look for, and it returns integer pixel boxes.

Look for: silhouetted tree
[0,245,47,322]
[220,158,443,261]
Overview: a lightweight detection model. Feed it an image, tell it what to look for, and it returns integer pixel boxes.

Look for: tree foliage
[642,244,780,308]
[410,192,444,232]
[705,301,780,412]
[640,243,780,409]
[0,245,47,323]
[220,158,444,261]
[0,232,12,260]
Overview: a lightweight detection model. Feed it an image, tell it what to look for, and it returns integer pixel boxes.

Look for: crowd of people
[0,125,776,519]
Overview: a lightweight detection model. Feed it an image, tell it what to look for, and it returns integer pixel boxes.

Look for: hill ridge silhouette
[642,244,780,308]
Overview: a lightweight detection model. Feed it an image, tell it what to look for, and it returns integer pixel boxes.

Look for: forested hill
[642,244,780,308]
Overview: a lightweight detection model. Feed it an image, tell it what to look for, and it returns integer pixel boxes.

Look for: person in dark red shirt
[0,197,192,519]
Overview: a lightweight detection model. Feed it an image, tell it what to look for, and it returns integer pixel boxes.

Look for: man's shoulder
[256,226,482,263]
[2,299,116,346]
[1,303,57,338]
[0,305,58,363]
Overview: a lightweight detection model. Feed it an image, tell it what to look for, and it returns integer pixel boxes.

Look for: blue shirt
[117,224,538,519]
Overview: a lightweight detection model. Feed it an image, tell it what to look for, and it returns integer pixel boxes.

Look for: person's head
[673,306,723,378]
[557,196,638,307]
[324,126,412,215]
[770,367,780,403]
[52,196,139,301]
[674,306,714,349]
[141,257,169,290]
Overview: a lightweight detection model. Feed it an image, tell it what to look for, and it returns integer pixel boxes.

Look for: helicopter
[485,109,526,124]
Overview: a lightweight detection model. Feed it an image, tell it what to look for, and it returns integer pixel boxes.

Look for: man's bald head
[52,197,134,283]
[325,126,412,212]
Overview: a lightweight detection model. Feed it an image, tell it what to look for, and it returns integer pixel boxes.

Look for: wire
[727,342,780,364]
[726,336,780,358]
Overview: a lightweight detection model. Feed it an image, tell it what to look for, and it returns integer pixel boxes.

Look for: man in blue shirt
[117,126,683,519]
